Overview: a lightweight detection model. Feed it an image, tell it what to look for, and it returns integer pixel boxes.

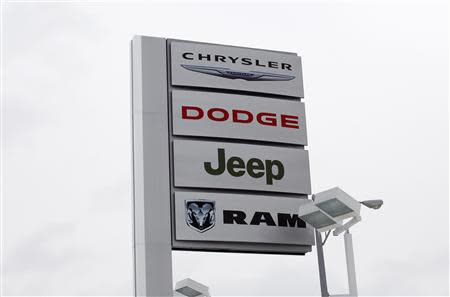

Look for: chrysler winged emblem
[181,64,295,81]
[185,200,216,233]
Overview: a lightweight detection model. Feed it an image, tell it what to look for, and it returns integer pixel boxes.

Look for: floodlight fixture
[174,278,210,297]
[361,199,384,210]
[298,201,340,232]
[314,187,361,221]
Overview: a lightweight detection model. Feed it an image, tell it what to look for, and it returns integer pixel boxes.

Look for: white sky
[1,0,448,295]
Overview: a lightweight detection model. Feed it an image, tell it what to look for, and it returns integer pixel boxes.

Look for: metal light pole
[344,230,357,296]
[316,230,330,297]
[316,228,358,297]
[317,228,358,297]
[312,194,330,297]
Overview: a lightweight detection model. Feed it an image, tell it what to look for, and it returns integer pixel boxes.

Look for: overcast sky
[1,0,449,296]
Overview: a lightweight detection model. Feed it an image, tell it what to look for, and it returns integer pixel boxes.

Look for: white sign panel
[173,139,311,194]
[170,41,304,98]
[174,191,314,245]
[171,90,308,145]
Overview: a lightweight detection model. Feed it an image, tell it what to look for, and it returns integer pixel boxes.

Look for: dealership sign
[172,90,308,145]
[173,139,311,194]
[170,41,304,97]
[174,192,314,245]
[132,37,312,294]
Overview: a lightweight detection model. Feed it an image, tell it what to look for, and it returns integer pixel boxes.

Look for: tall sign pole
[131,37,173,296]
[131,36,313,295]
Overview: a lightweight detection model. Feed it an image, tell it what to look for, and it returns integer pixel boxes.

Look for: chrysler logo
[181,64,295,81]
[185,200,216,233]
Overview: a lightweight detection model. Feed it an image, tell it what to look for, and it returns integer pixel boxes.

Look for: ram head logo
[185,200,216,233]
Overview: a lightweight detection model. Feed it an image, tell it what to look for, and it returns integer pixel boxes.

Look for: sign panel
[173,139,311,194]
[170,41,304,98]
[174,191,314,245]
[134,36,312,264]
[171,90,308,145]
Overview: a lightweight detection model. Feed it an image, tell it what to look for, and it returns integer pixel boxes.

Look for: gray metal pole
[131,36,173,296]
[344,230,358,296]
[315,230,329,297]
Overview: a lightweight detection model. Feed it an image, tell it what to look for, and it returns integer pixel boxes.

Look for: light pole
[299,187,383,297]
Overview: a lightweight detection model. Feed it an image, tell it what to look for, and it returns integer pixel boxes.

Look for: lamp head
[313,187,361,221]
[361,199,384,210]
[174,278,210,297]
[175,287,203,297]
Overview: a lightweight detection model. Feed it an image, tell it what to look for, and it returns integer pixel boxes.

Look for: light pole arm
[333,216,361,236]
